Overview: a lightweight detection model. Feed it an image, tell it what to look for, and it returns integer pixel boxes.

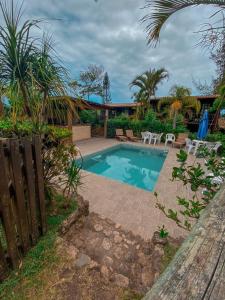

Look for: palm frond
[142,0,225,46]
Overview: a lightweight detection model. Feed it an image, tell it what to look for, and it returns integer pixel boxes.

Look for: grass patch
[0,195,77,300]
[122,289,143,300]
[160,243,179,274]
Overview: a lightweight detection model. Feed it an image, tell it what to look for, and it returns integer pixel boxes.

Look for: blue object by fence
[197,110,208,140]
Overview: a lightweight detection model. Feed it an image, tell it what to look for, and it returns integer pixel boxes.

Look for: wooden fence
[143,185,225,300]
[0,136,46,281]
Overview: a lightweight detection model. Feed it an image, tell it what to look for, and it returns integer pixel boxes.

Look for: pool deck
[77,138,199,240]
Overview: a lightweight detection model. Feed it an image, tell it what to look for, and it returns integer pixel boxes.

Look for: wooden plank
[0,141,20,268]
[33,136,47,234]
[0,236,8,281]
[9,139,30,252]
[143,186,225,300]
[22,138,39,244]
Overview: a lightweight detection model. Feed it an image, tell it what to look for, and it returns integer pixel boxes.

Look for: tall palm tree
[142,0,225,45]
[158,85,201,129]
[130,68,169,104]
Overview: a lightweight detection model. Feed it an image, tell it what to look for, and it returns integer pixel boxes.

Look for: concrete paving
[77,138,198,240]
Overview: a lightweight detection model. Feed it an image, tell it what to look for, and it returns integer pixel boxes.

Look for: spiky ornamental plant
[0,0,42,117]
[0,1,71,127]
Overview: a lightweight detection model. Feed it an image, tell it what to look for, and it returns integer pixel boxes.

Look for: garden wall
[72,125,91,142]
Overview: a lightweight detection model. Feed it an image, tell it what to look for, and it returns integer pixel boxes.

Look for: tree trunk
[20,82,31,117]
[173,111,177,129]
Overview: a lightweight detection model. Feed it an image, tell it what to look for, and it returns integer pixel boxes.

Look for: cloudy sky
[20,0,217,102]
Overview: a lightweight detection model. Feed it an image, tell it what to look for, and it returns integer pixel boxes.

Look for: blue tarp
[197,110,208,140]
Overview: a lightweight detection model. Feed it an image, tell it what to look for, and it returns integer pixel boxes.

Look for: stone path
[54,212,181,300]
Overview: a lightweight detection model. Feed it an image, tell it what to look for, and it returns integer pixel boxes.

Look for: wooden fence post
[22,138,39,244]
[9,139,30,252]
[0,141,20,268]
[33,136,47,234]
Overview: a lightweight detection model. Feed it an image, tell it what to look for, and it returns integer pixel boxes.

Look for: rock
[94,224,103,232]
[75,253,91,268]
[124,244,128,249]
[100,265,110,280]
[152,231,168,246]
[143,242,152,255]
[114,247,123,260]
[115,223,121,229]
[113,231,120,236]
[102,238,112,250]
[138,253,147,267]
[141,271,153,287]
[124,252,135,263]
[103,256,114,267]
[154,245,164,256]
[114,273,129,288]
[88,260,100,271]
[66,245,79,259]
[103,229,112,237]
[114,235,123,244]
[136,244,140,250]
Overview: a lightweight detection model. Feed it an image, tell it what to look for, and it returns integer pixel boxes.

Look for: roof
[106,103,140,108]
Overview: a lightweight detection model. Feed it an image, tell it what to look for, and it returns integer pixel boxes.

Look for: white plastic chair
[151,133,163,145]
[185,138,195,154]
[165,133,175,147]
[211,142,222,154]
[141,132,150,144]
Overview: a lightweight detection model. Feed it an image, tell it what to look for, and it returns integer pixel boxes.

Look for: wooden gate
[0,136,46,281]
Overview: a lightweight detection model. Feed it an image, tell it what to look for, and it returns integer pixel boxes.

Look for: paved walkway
[77,138,197,240]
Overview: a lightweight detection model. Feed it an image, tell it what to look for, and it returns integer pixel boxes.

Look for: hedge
[107,118,187,140]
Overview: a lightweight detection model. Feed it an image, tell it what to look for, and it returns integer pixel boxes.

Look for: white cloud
[17,0,217,102]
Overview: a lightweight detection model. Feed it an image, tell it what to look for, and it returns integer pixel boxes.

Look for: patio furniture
[151,133,163,145]
[192,139,208,156]
[141,131,150,144]
[172,133,189,148]
[165,133,175,147]
[115,129,127,141]
[185,138,195,154]
[126,130,139,142]
[206,142,222,154]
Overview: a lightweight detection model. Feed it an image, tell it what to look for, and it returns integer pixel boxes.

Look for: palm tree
[158,85,201,129]
[142,0,225,45]
[130,68,169,104]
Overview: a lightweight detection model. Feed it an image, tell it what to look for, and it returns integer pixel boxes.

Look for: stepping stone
[75,253,91,268]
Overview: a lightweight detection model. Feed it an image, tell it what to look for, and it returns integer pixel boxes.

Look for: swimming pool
[80,144,167,191]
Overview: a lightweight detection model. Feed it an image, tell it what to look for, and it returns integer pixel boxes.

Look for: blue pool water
[80,144,167,191]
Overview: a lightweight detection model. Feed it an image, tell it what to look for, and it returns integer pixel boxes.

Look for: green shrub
[0,119,71,142]
[79,110,98,125]
[107,115,187,139]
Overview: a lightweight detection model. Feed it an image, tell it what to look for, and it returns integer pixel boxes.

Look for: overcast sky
[20,0,217,102]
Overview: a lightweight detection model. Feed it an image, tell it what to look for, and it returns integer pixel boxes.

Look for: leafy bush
[156,148,225,231]
[43,143,82,202]
[79,110,98,125]
[107,114,187,139]
[0,119,71,142]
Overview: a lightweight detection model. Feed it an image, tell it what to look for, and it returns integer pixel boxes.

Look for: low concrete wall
[72,125,91,142]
